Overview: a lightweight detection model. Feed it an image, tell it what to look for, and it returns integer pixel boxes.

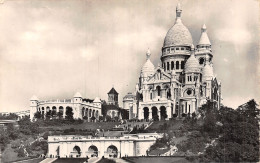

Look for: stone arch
[52,106,57,115]
[171,61,174,70]
[72,145,81,157]
[152,106,158,121]
[176,61,179,69]
[59,106,64,117]
[41,107,45,115]
[156,86,161,97]
[89,109,92,117]
[112,111,116,118]
[56,146,60,157]
[95,110,99,118]
[181,61,185,69]
[82,107,85,117]
[88,145,98,157]
[143,107,149,120]
[199,57,205,65]
[46,106,50,113]
[107,145,118,158]
[160,106,167,120]
[92,110,95,117]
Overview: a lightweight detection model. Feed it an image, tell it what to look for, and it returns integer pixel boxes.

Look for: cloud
[0,0,258,112]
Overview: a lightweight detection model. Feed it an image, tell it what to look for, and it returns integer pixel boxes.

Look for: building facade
[123,92,135,119]
[107,87,119,106]
[29,92,102,121]
[128,3,221,120]
[47,133,162,158]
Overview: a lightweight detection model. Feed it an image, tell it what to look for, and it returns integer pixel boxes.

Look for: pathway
[39,158,57,163]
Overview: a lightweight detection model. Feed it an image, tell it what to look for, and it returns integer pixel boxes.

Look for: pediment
[146,67,171,83]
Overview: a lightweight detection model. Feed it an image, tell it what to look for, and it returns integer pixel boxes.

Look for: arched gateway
[107,145,118,158]
[88,145,98,157]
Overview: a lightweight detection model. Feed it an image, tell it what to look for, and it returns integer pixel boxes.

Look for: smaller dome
[202,63,214,81]
[74,92,82,98]
[185,47,200,72]
[141,49,155,76]
[93,97,101,103]
[123,92,135,99]
[30,95,39,101]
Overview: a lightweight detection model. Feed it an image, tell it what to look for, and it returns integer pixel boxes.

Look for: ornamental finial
[146,48,151,59]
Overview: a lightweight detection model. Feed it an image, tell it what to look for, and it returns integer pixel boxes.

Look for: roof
[103,104,120,111]
[108,87,118,95]
[123,92,135,99]
[74,92,82,98]
[198,24,211,45]
[185,46,200,72]
[30,95,39,101]
[163,3,193,47]
[141,49,155,76]
[202,63,214,81]
[93,97,101,103]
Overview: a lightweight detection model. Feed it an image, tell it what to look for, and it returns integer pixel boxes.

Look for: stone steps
[39,158,57,163]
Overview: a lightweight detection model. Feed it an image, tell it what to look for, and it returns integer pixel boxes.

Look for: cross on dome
[176,2,182,19]
[146,48,151,59]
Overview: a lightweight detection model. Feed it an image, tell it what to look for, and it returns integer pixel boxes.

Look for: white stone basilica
[129,3,221,120]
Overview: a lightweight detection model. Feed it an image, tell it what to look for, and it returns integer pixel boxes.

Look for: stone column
[167,105,171,119]
[149,110,152,120]
[63,107,66,119]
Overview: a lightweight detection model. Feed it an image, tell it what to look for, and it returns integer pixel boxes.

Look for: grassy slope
[2,144,18,162]
[146,120,188,155]
[123,156,190,163]
[147,120,183,132]
[40,122,120,131]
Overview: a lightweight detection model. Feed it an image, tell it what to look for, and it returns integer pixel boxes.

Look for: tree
[65,107,74,121]
[34,111,42,119]
[91,116,96,122]
[7,123,19,140]
[57,112,63,119]
[202,100,259,162]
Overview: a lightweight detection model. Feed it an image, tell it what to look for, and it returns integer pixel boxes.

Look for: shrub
[172,114,178,118]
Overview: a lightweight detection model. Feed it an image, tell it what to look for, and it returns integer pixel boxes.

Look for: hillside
[144,100,259,162]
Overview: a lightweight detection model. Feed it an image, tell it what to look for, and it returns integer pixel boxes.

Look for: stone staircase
[109,158,130,163]
[39,158,57,163]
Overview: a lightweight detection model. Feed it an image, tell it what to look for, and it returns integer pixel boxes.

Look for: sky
[0,0,259,112]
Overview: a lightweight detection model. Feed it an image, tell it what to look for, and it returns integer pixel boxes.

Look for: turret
[196,24,213,66]
[141,49,155,81]
[73,92,82,103]
[184,44,201,85]
[30,95,39,121]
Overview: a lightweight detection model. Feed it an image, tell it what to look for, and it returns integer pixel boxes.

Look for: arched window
[164,63,166,71]
[156,86,161,96]
[150,92,153,100]
[176,61,179,69]
[167,62,169,70]
[171,61,174,70]
[199,58,204,65]
[181,61,184,69]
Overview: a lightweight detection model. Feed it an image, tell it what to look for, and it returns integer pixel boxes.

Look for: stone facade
[127,3,221,120]
[29,92,102,121]
[47,133,162,158]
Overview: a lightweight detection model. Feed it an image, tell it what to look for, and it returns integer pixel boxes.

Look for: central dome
[163,3,193,47]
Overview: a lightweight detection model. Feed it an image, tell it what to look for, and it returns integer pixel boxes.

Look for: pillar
[149,110,152,120]
[167,105,171,119]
